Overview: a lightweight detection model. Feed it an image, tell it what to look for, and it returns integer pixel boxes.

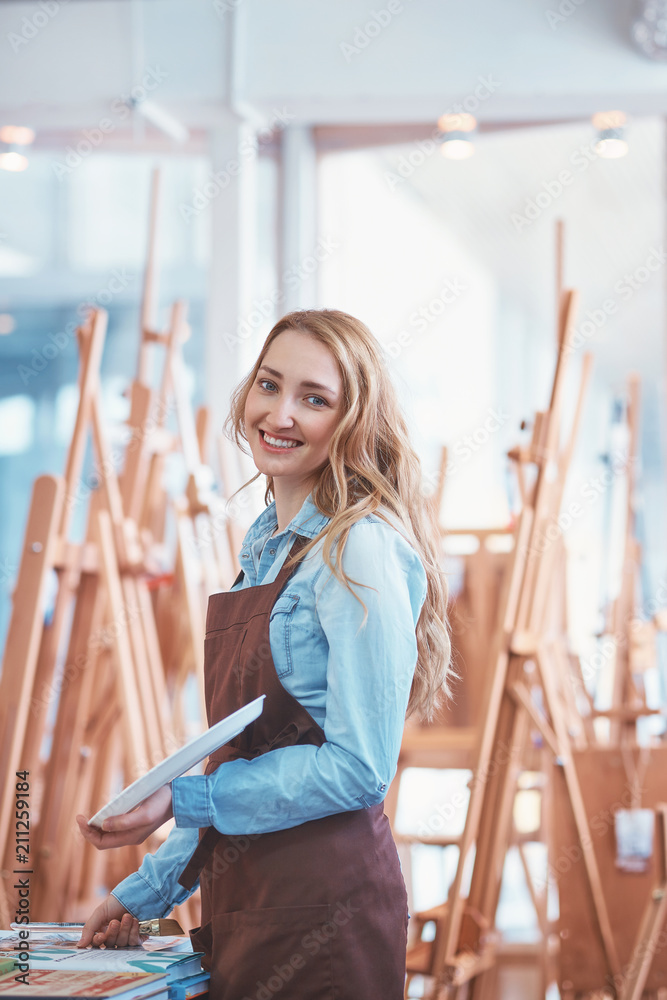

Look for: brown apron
[178,533,409,998]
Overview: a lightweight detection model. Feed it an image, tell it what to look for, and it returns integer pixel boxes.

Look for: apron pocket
[188,922,213,972]
[210,904,336,1000]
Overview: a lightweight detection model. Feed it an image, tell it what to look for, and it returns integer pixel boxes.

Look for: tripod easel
[404,288,617,997]
[0,168,242,928]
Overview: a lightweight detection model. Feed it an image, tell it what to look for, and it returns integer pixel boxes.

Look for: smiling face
[244,328,344,494]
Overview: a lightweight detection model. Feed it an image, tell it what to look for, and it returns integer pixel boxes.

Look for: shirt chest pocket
[269,592,300,678]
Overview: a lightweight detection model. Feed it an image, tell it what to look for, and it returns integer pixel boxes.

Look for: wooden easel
[606,373,653,743]
[403,287,610,997]
[403,211,667,996]
[4,307,173,917]
[554,749,667,997]
[619,804,667,1000]
[0,307,110,922]
[0,168,242,928]
[552,369,667,999]
[391,227,574,942]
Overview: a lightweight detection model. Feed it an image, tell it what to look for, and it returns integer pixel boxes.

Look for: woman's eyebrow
[259,365,337,395]
[302,380,337,394]
[259,364,282,380]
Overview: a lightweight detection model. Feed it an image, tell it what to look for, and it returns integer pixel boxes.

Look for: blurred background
[1,0,665,645]
[1,2,667,996]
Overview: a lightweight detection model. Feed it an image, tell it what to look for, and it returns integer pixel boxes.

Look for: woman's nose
[267,396,296,427]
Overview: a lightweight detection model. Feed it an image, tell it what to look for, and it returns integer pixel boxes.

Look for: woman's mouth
[259,430,304,452]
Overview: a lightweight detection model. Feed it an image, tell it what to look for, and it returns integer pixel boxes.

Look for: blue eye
[307,395,327,407]
[258,378,277,392]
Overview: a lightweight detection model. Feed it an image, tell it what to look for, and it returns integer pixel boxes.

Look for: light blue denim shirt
[111,494,427,918]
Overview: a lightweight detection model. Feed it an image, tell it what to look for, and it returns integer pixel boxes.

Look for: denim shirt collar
[242,493,330,550]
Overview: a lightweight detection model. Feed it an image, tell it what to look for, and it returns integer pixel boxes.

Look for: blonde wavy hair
[226,309,452,722]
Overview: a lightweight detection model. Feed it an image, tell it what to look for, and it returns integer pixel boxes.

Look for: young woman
[77,309,452,998]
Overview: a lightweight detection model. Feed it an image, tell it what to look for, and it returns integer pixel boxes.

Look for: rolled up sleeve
[111,825,201,919]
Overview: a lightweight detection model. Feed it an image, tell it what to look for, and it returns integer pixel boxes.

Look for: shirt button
[242,553,249,559]
[269,548,276,555]
[379,783,387,792]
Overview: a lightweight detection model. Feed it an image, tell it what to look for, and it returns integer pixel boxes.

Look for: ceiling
[389,116,664,385]
[1,0,667,131]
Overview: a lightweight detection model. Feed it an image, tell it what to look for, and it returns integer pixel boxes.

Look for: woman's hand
[77,894,147,949]
[76,784,174,850]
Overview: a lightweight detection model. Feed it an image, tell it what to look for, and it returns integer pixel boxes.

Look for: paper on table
[0,931,83,949]
[0,931,191,953]
[0,945,202,979]
[140,937,192,953]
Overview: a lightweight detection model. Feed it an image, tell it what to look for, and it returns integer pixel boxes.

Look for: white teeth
[263,433,300,449]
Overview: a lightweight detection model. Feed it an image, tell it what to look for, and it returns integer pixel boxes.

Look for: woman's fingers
[77,912,105,948]
[86,915,144,949]
[125,915,144,947]
[96,920,119,948]
[76,814,105,847]
[76,813,144,850]
[112,914,135,948]
[76,786,173,851]
[102,808,146,832]
[93,913,145,948]
[77,814,136,849]
[77,895,131,949]
[102,786,173,834]
[127,917,144,947]
[105,916,133,948]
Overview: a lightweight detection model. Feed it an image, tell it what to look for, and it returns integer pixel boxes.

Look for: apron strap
[177,826,223,890]
[272,532,310,586]
[177,532,313,891]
